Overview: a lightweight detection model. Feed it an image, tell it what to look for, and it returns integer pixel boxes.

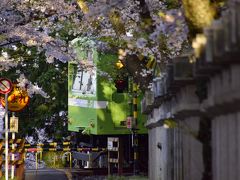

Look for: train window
[87,50,93,62]
[72,64,96,96]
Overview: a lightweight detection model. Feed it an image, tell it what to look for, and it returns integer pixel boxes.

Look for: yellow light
[115,60,124,69]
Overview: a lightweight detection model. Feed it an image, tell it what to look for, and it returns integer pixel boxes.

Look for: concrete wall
[146,65,240,180]
[207,64,240,180]
[148,121,171,180]
[146,84,205,180]
[145,2,240,179]
[180,118,203,180]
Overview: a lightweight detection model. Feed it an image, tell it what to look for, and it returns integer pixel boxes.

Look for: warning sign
[0,78,12,94]
[1,84,30,112]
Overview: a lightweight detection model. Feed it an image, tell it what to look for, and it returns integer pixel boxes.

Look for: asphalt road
[25,169,69,180]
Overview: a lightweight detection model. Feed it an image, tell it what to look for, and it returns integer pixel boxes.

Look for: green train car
[68,38,147,135]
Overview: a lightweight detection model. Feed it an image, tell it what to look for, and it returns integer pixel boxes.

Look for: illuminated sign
[1,84,30,112]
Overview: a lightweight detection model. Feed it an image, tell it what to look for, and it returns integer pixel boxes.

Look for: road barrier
[0,139,25,179]
[0,140,107,175]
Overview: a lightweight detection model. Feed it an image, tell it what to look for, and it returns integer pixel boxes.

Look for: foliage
[0,43,68,141]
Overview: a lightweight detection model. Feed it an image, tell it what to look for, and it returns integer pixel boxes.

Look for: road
[25,168,69,180]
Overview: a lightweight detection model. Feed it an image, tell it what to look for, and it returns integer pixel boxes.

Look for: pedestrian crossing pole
[132,83,139,175]
[4,93,9,180]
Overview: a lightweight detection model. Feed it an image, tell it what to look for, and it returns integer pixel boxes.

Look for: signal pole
[132,82,139,175]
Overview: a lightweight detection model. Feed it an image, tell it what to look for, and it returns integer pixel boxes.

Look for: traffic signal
[114,79,128,93]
